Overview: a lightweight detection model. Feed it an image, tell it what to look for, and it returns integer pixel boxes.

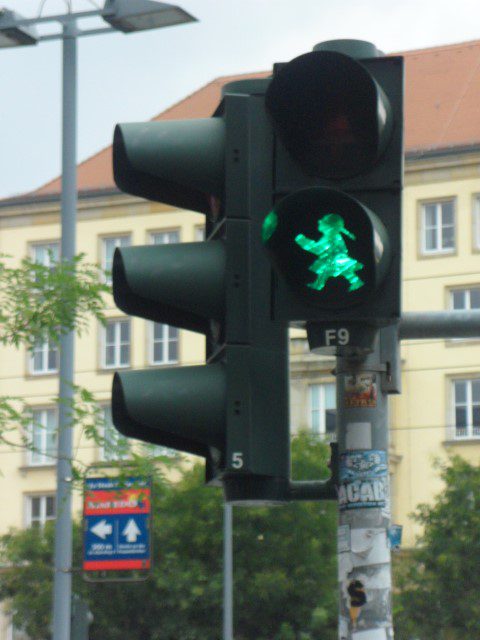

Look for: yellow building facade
[0,145,478,546]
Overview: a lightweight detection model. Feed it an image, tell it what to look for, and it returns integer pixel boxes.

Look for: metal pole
[52,20,77,640]
[223,503,233,640]
[335,337,394,639]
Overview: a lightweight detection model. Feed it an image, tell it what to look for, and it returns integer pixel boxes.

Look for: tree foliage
[0,254,112,473]
[0,433,338,640]
[394,456,480,640]
[0,254,109,348]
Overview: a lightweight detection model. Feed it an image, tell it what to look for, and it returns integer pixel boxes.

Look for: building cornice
[1,143,479,218]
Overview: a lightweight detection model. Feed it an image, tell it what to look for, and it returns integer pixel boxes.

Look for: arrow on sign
[91,519,112,539]
[122,518,141,543]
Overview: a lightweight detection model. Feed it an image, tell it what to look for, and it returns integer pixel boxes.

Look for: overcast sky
[0,0,479,199]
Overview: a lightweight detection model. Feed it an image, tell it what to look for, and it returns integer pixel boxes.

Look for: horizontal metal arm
[400,311,480,339]
[287,479,337,501]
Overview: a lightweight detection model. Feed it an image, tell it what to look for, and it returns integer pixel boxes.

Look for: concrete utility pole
[335,336,394,640]
[330,311,480,639]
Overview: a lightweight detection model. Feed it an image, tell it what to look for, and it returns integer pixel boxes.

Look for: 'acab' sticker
[339,450,388,511]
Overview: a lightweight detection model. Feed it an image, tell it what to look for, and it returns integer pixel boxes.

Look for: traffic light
[110,87,291,504]
[262,40,404,351]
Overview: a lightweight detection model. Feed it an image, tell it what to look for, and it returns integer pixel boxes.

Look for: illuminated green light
[262,210,278,243]
[295,213,365,292]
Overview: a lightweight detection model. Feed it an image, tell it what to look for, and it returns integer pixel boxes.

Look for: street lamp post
[0,4,197,639]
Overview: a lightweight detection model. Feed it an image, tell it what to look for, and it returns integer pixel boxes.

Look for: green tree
[0,253,112,472]
[0,433,338,640]
[394,456,480,640]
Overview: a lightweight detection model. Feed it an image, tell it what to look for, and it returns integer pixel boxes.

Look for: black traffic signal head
[110,88,291,504]
[262,187,391,311]
[264,42,403,331]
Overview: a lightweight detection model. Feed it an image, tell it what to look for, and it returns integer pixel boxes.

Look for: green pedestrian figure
[295,213,365,292]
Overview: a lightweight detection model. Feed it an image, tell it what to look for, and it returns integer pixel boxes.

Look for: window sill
[444,437,480,446]
[419,250,456,259]
[18,464,56,475]
[97,365,131,374]
[26,371,59,379]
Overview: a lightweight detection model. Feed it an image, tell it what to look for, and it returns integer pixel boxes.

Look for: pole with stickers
[335,331,399,639]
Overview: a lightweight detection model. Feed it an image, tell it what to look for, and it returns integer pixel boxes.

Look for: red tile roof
[29,40,480,198]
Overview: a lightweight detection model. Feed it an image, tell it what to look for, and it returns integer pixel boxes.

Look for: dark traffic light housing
[111,88,291,504]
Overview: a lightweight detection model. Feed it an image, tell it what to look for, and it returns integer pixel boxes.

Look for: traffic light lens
[265,50,392,179]
[294,214,365,293]
[263,187,391,310]
[262,211,278,243]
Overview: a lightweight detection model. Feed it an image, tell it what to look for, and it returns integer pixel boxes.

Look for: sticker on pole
[83,477,151,572]
[338,450,387,511]
[344,373,377,408]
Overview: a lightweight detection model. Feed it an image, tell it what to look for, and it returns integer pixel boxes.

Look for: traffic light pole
[335,336,393,639]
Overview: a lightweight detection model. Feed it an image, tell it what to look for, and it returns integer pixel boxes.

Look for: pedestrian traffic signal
[110,88,291,504]
[262,187,391,311]
[264,42,403,344]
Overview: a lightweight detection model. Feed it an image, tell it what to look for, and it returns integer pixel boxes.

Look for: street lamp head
[102,0,197,33]
[0,9,38,48]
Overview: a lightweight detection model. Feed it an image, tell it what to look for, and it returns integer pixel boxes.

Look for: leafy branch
[0,253,109,348]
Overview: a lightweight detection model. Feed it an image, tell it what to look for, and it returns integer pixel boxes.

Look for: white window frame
[150,229,180,245]
[148,231,180,365]
[149,322,179,365]
[30,241,60,266]
[102,318,130,369]
[474,195,480,250]
[452,378,480,440]
[25,494,56,527]
[30,336,59,375]
[449,287,480,343]
[101,406,130,461]
[102,235,130,285]
[309,383,336,436]
[450,286,480,312]
[195,226,205,241]
[421,199,455,255]
[28,408,57,466]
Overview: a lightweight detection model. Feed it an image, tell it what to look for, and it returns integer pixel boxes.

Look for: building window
[150,230,179,245]
[195,226,205,241]
[450,287,480,343]
[28,408,57,466]
[453,379,480,439]
[31,241,59,266]
[102,319,130,369]
[150,323,178,364]
[421,200,455,254]
[474,196,480,249]
[149,231,179,364]
[451,287,480,311]
[102,236,130,285]
[101,406,130,461]
[310,383,336,437]
[26,494,55,527]
[30,336,58,375]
